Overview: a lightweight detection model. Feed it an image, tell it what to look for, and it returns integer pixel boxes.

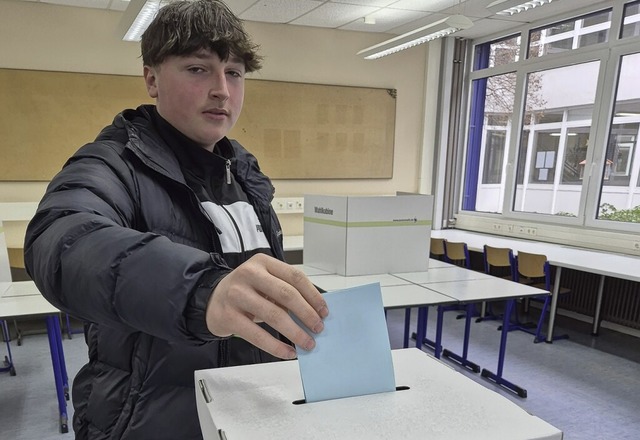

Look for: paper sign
[292,283,396,403]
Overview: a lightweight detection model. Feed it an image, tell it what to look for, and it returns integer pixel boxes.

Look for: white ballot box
[303,194,433,276]
[194,348,562,440]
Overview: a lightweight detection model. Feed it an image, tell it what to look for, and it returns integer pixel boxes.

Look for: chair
[479,245,514,322]
[443,241,481,320]
[430,237,446,260]
[443,241,470,269]
[511,251,571,343]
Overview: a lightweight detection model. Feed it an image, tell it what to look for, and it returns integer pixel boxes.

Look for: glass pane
[528,9,612,58]
[578,30,609,47]
[462,72,516,213]
[561,129,590,184]
[482,130,506,184]
[513,61,600,216]
[529,131,559,183]
[597,52,640,223]
[473,35,520,70]
[621,1,640,39]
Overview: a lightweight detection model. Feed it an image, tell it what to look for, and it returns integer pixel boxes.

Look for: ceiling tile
[340,7,430,33]
[225,0,260,15]
[13,0,614,40]
[388,0,460,13]
[240,0,323,23]
[290,3,381,28]
[108,0,129,11]
[41,0,111,8]
[331,0,396,7]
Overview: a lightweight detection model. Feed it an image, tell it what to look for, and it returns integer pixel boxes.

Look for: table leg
[414,307,422,349]
[53,317,70,398]
[1,319,16,376]
[435,306,444,359]
[403,308,411,349]
[413,307,439,353]
[442,303,481,373]
[592,275,606,336]
[546,266,562,343]
[481,299,527,398]
[45,316,69,433]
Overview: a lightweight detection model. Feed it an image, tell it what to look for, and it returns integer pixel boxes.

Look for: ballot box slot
[291,385,410,405]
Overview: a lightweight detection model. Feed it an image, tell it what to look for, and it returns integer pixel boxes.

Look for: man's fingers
[232,316,299,360]
[241,294,317,352]
[262,260,329,326]
[206,255,329,357]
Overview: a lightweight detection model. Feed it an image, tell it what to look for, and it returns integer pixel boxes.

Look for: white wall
[0,1,433,245]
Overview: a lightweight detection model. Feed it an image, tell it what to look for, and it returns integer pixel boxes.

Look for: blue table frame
[1,283,70,433]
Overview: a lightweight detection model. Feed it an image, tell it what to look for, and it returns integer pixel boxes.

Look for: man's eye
[188,67,205,73]
[227,70,243,78]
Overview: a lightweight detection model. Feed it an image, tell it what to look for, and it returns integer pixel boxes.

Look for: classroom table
[432,229,640,341]
[194,348,562,440]
[304,264,548,398]
[394,268,548,397]
[0,281,70,433]
[305,268,457,352]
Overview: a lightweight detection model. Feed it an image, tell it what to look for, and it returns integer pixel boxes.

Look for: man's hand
[205,254,329,360]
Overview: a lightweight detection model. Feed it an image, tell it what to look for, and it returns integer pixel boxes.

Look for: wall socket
[516,226,537,236]
[273,197,304,214]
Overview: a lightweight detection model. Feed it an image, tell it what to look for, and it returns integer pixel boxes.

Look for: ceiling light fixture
[487,0,556,17]
[119,0,170,42]
[357,14,473,60]
[364,16,376,25]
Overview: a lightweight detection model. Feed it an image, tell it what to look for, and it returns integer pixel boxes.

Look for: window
[621,0,640,38]
[530,134,558,183]
[474,35,520,70]
[513,62,599,216]
[463,72,517,213]
[528,9,612,58]
[460,0,640,230]
[561,129,590,184]
[597,51,640,222]
[482,130,507,184]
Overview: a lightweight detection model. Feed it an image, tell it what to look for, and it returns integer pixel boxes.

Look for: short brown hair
[141,0,262,72]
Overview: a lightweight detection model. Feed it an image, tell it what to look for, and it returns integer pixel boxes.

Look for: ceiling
[20,0,611,40]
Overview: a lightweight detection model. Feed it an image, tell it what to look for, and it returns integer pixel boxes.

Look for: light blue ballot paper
[292,282,396,403]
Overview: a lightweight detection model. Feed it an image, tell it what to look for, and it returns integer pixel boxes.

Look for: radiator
[557,268,640,330]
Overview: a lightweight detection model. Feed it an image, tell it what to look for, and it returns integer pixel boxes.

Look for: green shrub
[598,203,640,223]
[555,211,576,217]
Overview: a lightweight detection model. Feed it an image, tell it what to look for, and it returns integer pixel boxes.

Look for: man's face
[144,49,245,151]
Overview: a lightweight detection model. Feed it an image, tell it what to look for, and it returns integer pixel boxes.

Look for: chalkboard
[0,68,396,180]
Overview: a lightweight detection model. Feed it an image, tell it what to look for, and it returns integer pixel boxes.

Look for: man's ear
[143,66,159,98]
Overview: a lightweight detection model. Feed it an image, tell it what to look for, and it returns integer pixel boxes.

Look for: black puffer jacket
[24,105,284,440]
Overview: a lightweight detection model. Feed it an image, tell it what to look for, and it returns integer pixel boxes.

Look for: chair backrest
[514,251,551,289]
[483,245,514,278]
[430,237,446,259]
[0,220,12,283]
[443,241,470,269]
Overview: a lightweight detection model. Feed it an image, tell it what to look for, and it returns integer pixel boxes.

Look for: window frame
[458,0,640,234]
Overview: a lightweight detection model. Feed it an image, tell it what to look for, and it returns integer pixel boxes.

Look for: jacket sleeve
[24,141,229,344]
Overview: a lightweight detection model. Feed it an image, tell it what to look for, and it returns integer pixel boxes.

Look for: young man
[24,1,328,439]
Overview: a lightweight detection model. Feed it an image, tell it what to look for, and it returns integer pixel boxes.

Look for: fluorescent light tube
[487,0,556,17]
[119,0,170,42]
[357,14,473,60]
